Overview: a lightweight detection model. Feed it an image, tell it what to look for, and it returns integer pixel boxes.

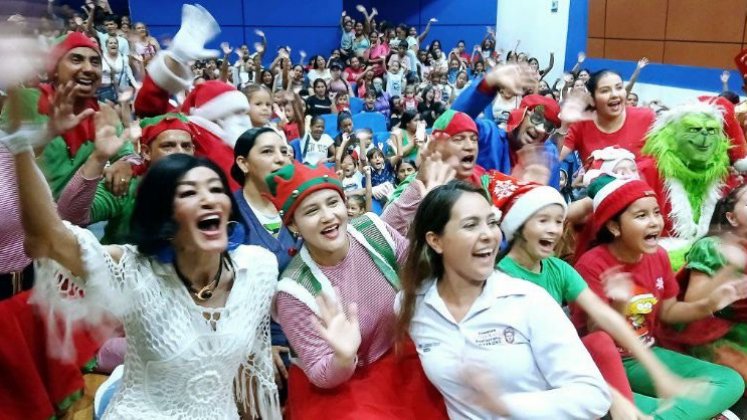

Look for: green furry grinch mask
[642,103,730,220]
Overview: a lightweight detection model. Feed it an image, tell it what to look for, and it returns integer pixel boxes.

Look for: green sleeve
[685,236,725,276]
[386,172,416,206]
[555,258,588,302]
[89,181,125,224]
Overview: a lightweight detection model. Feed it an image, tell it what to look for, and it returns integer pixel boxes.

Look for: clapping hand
[220,42,233,56]
[311,291,361,364]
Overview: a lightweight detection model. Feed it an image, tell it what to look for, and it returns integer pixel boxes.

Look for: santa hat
[180,80,249,122]
[588,175,656,238]
[506,94,561,133]
[139,113,193,146]
[582,146,637,186]
[264,162,344,224]
[432,110,478,138]
[48,32,100,76]
[487,172,567,241]
[698,95,747,171]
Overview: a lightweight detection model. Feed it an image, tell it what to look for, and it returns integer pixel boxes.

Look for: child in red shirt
[574,175,745,418]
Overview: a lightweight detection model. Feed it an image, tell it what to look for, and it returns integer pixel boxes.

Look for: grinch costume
[638,102,743,269]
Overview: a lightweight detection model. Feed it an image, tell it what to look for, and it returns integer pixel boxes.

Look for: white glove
[0,124,50,155]
[170,4,221,63]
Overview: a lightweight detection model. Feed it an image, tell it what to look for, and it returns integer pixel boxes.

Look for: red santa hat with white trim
[180,80,249,122]
[487,172,567,241]
[582,146,637,186]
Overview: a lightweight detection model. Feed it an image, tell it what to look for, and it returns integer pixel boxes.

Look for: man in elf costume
[0,31,136,199]
[134,4,250,190]
[638,102,745,269]
[57,113,195,245]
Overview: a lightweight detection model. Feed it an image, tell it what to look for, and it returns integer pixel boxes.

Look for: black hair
[396,180,488,341]
[337,111,353,128]
[585,69,621,97]
[719,90,740,105]
[130,154,241,256]
[103,14,119,25]
[711,182,747,233]
[231,127,279,185]
[313,78,327,89]
[366,146,385,162]
[400,108,419,128]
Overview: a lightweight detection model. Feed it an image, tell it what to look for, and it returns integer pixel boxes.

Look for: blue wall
[129,0,343,62]
[565,0,743,93]
[128,0,496,63]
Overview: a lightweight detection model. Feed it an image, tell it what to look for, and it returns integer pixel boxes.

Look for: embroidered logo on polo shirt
[503,327,516,344]
[655,277,664,291]
[418,342,440,353]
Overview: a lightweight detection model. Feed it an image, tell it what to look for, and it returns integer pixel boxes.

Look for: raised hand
[562,72,574,85]
[273,103,287,122]
[311,292,361,362]
[429,17,438,23]
[559,91,594,124]
[220,42,233,56]
[577,51,586,63]
[637,57,649,69]
[254,29,265,38]
[416,150,456,193]
[356,4,366,13]
[485,63,537,96]
[254,42,264,54]
[371,7,378,16]
[0,27,47,88]
[721,70,731,85]
[49,81,96,136]
[299,50,307,59]
[601,267,634,302]
[92,109,127,161]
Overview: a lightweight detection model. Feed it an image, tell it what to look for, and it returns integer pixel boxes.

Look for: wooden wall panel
[588,0,607,38]
[605,0,668,39]
[664,41,743,68]
[604,39,664,62]
[666,0,747,43]
[588,38,606,58]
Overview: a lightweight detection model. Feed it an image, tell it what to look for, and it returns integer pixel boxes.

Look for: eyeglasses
[528,107,557,133]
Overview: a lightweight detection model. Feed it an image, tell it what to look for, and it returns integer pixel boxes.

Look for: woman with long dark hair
[396,180,611,419]
[5,114,280,418]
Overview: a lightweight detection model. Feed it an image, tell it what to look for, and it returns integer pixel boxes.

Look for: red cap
[48,32,100,76]
[506,94,561,133]
[140,113,193,146]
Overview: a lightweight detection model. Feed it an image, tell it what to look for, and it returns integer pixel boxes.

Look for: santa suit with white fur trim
[134,4,248,190]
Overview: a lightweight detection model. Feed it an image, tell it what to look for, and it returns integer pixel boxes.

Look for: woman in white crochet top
[4,97,281,419]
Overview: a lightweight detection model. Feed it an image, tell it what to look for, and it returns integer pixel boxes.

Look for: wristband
[0,124,49,155]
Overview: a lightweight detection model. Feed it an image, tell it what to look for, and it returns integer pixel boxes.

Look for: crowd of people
[3,1,747,419]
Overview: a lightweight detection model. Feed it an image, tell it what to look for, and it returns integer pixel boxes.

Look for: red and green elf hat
[48,32,100,76]
[588,175,657,238]
[264,162,344,224]
[431,109,478,139]
[140,113,193,146]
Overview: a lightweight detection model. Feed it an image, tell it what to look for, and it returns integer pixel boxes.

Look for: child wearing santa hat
[574,175,746,418]
[490,172,689,419]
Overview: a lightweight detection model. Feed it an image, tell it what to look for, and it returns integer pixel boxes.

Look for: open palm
[312,292,361,360]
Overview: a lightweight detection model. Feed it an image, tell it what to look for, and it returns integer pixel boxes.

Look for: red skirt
[0,291,101,420]
[286,340,448,420]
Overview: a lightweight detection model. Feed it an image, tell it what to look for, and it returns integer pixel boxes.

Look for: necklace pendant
[196,288,213,301]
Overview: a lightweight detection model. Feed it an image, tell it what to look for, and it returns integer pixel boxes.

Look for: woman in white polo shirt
[395,180,611,419]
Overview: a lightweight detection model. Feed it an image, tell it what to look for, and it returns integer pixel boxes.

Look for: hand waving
[49,81,96,136]
[486,63,537,96]
[311,291,361,362]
